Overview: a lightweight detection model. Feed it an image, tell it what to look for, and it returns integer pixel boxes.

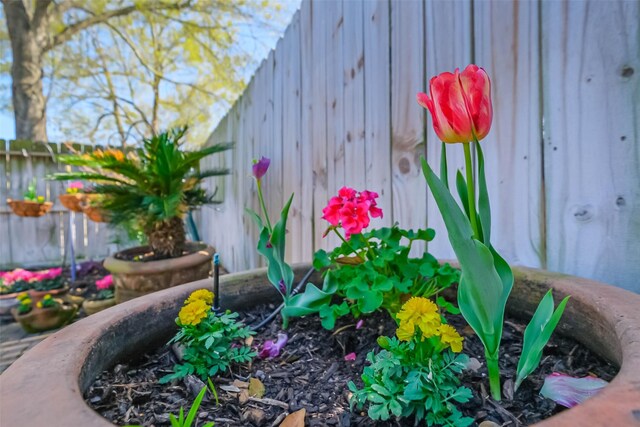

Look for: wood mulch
[85,304,617,427]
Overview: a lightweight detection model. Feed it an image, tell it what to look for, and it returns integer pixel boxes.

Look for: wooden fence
[0,139,130,268]
[153,0,640,293]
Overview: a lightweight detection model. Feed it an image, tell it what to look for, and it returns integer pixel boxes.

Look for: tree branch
[44,1,192,52]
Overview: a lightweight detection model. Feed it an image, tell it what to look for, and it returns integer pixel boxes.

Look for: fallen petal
[540,372,608,408]
[344,352,356,361]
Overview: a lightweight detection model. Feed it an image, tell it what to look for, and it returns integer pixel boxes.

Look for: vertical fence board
[310,1,330,252]
[342,0,366,192]
[363,0,392,228]
[324,0,346,250]
[390,0,427,254]
[473,0,544,268]
[542,0,640,292]
[424,0,473,259]
[282,11,304,262]
[299,2,315,263]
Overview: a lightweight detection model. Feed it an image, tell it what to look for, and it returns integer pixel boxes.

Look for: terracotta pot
[82,298,116,316]
[29,286,69,303]
[1,265,639,426]
[104,242,215,303]
[11,299,78,333]
[58,194,85,213]
[82,205,109,223]
[7,199,53,217]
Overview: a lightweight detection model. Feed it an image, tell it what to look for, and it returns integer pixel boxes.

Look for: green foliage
[349,337,473,427]
[246,194,296,328]
[169,386,214,427]
[161,311,256,383]
[421,143,513,400]
[51,127,231,256]
[23,178,45,203]
[94,289,115,301]
[31,276,64,292]
[515,291,570,390]
[299,225,459,329]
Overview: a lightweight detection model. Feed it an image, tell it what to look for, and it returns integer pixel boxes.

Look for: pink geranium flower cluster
[96,275,113,290]
[322,187,383,238]
[0,268,62,286]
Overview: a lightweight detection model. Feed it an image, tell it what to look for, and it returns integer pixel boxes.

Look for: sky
[0,0,302,142]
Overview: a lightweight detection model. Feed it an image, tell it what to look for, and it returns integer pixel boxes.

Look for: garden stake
[212,253,220,313]
[251,266,315,331]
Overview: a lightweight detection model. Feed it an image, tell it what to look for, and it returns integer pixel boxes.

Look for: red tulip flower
[417,64,492,143]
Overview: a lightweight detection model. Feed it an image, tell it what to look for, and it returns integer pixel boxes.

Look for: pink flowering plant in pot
[419,64,570,400]
[300,187,459,329]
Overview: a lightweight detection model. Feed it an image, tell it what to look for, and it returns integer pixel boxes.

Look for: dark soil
[85,305,617,427]
[66,260,110,300]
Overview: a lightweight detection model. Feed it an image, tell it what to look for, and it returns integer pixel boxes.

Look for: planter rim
[103,242,214,275]
[1,265,639,427]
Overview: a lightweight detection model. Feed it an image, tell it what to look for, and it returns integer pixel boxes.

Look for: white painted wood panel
[542,0,640,292]
[473,0,544,268]
[424,0,473,260]
[390,0,427,255]
[363,0,392,229]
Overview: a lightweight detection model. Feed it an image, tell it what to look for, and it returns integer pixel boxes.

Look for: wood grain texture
[542,0,640,292]
[342,0,366,192]
[363,0,392,229]
[309,1,330,253]
[390,0,427,255]
[424,0,473,260]
[323,0,346,251]
[473,0,544,268]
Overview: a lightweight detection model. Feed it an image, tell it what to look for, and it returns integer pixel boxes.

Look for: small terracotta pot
[82,298,116,316]
[104,242,214,303]
[29,286,69,303]
[58,194,85,213]
[11,300,78,333]
[82,205,109,223]
[7,199,53,217]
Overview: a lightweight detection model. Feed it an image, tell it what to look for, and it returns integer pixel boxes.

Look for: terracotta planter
[29,286,69,303]
[1,265,639,426]
[82,205,109,223]
[104,242,215,303]
[58,194,85,213]
[11,300,78,333]
[7,199,53,217]
[82,298,116,316]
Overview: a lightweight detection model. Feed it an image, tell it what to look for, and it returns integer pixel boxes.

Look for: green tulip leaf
[515,291,570,390]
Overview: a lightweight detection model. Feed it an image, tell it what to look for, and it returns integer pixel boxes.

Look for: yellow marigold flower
[186,289,214,305]
[43,294,52,300]
[21,298,32,305]
[396,297,441,338]
[17,292,29,301]
[36,301,43,308]
[178,300,210,326]
[438,324,464,353]
[396,322,416,341]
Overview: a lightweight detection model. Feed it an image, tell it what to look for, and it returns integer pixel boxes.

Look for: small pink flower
[252,157,270,180]
[259,333,288,359]
[344,352,356,361]
[69,182,84,189]
[96,275,113,290]
[321,187,383,239]
[356,320,364,330]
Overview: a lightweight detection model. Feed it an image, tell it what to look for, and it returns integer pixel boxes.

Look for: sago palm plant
[52,127,231,259]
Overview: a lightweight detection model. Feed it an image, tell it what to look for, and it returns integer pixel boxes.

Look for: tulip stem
[463,142,479,239]
[256,179,272,233]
